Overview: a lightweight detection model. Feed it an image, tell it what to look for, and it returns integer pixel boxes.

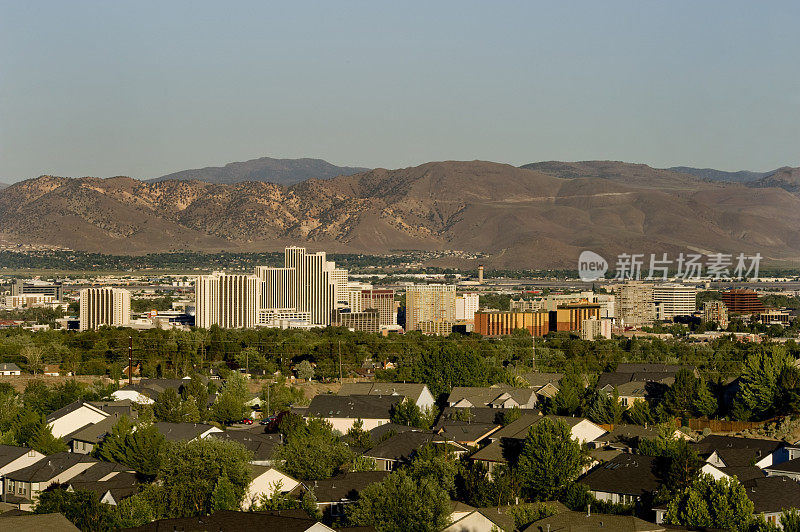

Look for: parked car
[240,418,253,425]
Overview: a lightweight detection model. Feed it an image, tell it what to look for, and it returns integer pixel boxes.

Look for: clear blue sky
[1,1,799,182]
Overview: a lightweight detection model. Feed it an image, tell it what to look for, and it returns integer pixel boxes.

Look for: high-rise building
[474,310,550,337]
[653,283,697,320]
[405,284,456,333]
[580,318,613,340]
[255,266,295,309]
[361,289,395,327]
[195,272,260,329]
[13,280,63,301]
[332,308,380,333]
[79,287,130,331]
[720,289,765,314]
[615,281,656,328]
[552,303,601,331]
[702,300,728,328]
[455,293,480,321]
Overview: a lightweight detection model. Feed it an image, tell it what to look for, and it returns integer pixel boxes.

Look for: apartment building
[79,287,131,331]
[702,300,729,328]
[455,293,480,321]
[195,272,260,329]
[405,284,456,334]
[614,281,656,328]
[653,283,697,320]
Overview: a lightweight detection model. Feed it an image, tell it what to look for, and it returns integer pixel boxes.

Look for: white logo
[578,250,608,282]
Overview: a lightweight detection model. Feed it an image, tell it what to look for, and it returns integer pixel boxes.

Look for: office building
[653,283,698,320]
[79,287,131,331]
[702,301,728,328]
[615,281,656,328]
[552,303,602,332]
[361,289,395,327]
[580,318,613,340]
[255,266,295,309]
[332,308,380,333]
[4,294,55,308]
[758,309,791,326]
[721,289,765,314]
[455,293,480,321]
[195,272,260,329]
[12,280,63,301]
[474,310,550,337]
[405,284,456,333]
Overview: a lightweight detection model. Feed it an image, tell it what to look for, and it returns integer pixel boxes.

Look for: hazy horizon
[2,1,799,183]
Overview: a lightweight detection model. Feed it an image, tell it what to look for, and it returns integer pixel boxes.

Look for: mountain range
[2,159,800,268]
[149,156,368,186]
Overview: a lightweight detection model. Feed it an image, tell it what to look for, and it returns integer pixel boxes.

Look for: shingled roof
[579,453,662,497]
[304,471,389,503]
[5,452,98,482]
[307,394,402,419]
[742,476,800,514]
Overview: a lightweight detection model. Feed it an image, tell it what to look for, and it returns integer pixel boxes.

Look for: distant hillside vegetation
[666,166,772,183]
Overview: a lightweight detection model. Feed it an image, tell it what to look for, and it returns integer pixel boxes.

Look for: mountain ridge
[3,160,800,268]
[149,156,368,185]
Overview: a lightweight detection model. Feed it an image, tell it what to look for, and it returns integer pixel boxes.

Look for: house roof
[364,430,464,461]
[6,452,98,482]
[614,381,650,397]
[65,460,133,482]
[593,424,660,449]
[307,394,402,420]
[718,466,765,482]
[476,502,569,532]
[491,415,591,441]
[0,363,21,372]
[89,400,138,418]
[338,382,429,402]
[692,435,783,466]
[120,509,335,532]
[524,510,665,532]
[615,363,690,374]
[209,430,282,461]
[0,513,80,531]
[305,471,389,503]
[0,445,35,468]
[579,453,662,497]
[436,406,537,427]
[69,413,125,444]
[447,386,536,408]
[765,457,800,474]
[45,400,107,424]
[437,423,501,444]
[519,372,563,388]
[742,476,800,514]
[67,470,140,502]
[153,422,217,442]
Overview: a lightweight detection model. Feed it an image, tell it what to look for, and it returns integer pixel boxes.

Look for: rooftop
[6,452,98,482]
[307,394,402,420]
[579,453,661,497]
[304,471,389,503]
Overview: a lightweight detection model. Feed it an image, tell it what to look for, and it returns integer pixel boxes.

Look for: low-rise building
[305,394,402,433]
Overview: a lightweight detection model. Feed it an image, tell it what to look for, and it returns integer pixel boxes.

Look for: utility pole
[128,336,133,386]
[246,349,249,378]
[531,332,536,372]
[267,382,271,417]
[338,340,343,384]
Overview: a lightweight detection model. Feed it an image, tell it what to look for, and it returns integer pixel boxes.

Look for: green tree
[296,360,314,381]
[665,474,755,532]
[587,388,624,424]
[346,419,374,448]
[781,509,800,532]
[411,342,490,398]
[776,365,800,416]
[664,368,698,418]
[390,400,426,428]
[516,417,583,500]
[93,418,166,477]
[275,417,353,480]
[549,372,585,416]
[739,345,791,418]
[114,492,156,528]
[158,438,252,517]
[693,378,718,418]
[26,415,67,455]
[152,388,185,423]
[625,399,654,425]
[34,488,118,532]
[211,474,239,511]
[408,444,459,496]
[262,376,307,416]
[502,406,522,426]
[346,470,450,532]
[211,372,251,424]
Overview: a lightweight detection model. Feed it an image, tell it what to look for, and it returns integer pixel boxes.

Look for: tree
[211,372,250,424]
[390,400,427,428]
[262,376,307,416]
[296,360,314,381]
[411,342,490,398]
[21,345,44,375]
[693,378,718,418]
[114,491,156,529]
[739,345,791,419]
[776,365,800,416]
[181,374,209,421]
[587,388,624,424]
[502,406,522,426]
[26,415,67,455]
[93,418,166,477]
[152,388,186,423]
[275,417,353,480]
[665,474,754,532]
[34,488,118,532]
[516,418,583,500]
[781,509,800,532]
[158,438,252,517]
[664,368,698,418]
[408,444,459,496]
[549,372,585,416]
[346,419,374,449]
[211,474,239,511]
[625,399,654,425]
[346,470,450,532]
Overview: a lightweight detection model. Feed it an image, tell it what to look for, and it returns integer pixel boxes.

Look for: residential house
[64,461,139,505]
[303,471,389,519]
[520,372,563,400]
[242,465,301,510]
[526,510,665,532]
[442,502,569,532]
[111,378,204,405]
[0,512,81,531]
[43,365,66,377]
[692,435,788,469]
[119,509,338,531]
[305,394,402,432]
[69,414,123,454]
[364,430,467,472]
[579,453,661,505]
[742,476,800,528]
[470,415,606,474]
[0,445,45,496]
[591,424,691,453]
[46,400,109,439]
[433,406,513,447]
[0,363,22,376]
[153,422,223,442]
[764,458,800,481]
[209,430,283,466]
[447,385,538,410]
[595,363,697,406]
[337,382,435,411]
[2,452,99,510]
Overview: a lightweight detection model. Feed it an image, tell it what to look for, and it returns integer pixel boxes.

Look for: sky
[1,1,799,183]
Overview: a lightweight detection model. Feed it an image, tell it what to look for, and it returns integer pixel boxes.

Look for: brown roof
[524,510,665,532]
[0,513,81,531]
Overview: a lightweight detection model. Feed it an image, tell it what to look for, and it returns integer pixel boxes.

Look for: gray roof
[6,452,98,482]
[0,363,21,372]
[765,457,800,474]
[45,400,107,424]
[593,424,660,450]
[119,509,333,532]
[437,423,500,444]
[742,476,800,514]
[338,382,429,402]
[69,413,126,444]
[89,400,138,418]
[364,430,464,462]
[519,372,563,388]
[474,502,569,532]
[447,386,536,408]
[0,445,35,468]
[692,435,783,467]
[304,471,389,503]
[307,394,402,420]
[209,430,282,461]
[524,510,665,532]
[0,513,80,531]
[153,422,216,442]
[436,406,533,427]
[579,453,661,497]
